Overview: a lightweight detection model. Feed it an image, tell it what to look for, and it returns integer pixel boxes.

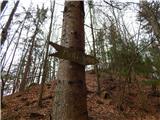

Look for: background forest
[0,0,160,120]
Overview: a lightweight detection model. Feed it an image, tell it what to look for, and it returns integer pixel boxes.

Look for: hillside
[1,72,160,120]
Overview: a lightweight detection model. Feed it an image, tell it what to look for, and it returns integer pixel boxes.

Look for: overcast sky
[1,0,158,71]
[0,0,139,68]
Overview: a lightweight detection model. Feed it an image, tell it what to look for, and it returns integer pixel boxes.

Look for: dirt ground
[1,72,160,120]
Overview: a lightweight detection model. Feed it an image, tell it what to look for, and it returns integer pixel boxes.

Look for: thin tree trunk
[139,0,160,42]
[15,41,30,92]
[52,1,88,120]
[38,1,55,107]
[1,77,5,107]
[1,22,22,71]
[1,18,26,101]
[19,27,38,91]
[37,58,44,84]
[32,60,39,84]
[1,0,8,12]
[51,58,56,80]
[36,44,46,84]
[1,1,19,45]
[5,17,26,79]
[30,54,37,84]
[48,59,52,81]
[88,1,100,95]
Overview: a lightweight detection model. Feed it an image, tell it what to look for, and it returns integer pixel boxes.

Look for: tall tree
[139,0,160,42]
[1,0,8,12]
[19,6,48,91]
[1,0,19,45]
[19,25,38,91]
[38,1,55,107]
[138,0,160,94]
[88,0,100,95]
[1,17,26,102]
[52,1,88,120]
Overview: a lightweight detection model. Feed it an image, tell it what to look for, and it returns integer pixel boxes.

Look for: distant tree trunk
[38,1,55,107]
[88,1,100,95]
[139,0,160,94]
[48,57,56,81]
[6,17,26,79]
[1,22,22,71]
[32,58,39,83]
[30,53,37,84]
[1,77,5,107]
[13,10,33,92]
[19,27,38,91]
[19,5,47,91]
[1,17,26,102]
[51,58,56,80]
[12,80,16,94]
[37,58,44,84]
[1,0,8,12]
[139,0,160,42]
[1,1,19,45]
[14,40,30,92]
[52,1,88,120]
[48,59,52,80]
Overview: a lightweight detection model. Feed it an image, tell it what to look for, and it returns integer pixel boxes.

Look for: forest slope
[1,72,160,120]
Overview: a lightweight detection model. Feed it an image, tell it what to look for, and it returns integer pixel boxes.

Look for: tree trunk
[1,18,26,101]
[30,53,37,84]
[19,27,38,91]
[1,1,19,45]
[1,22,22,71]
[52,1,88,120]
[1,77,5,107]
[1,0,8,12]
[6,17,26,79]
[37,58,43,84]
[139,0,160,42]
[88,1,100,95]
[51,58,56,80]
[38,1,55,107]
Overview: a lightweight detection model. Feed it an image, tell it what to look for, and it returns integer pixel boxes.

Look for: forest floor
[1,72,160,120]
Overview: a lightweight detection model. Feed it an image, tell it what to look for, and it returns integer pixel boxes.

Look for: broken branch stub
[49,41,98,65]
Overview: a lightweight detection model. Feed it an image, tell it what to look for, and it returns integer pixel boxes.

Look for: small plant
[142,79,160,96]
[142,79,160,86]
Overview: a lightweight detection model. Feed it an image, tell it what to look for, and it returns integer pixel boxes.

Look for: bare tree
[19,26,38,91]
[19,6,48,91]
[1,14,28,104]
[38,1,55,107]
[139,0,160,42]
[88,0,101,95]
[1,0,8,12]
[1,1,19,45]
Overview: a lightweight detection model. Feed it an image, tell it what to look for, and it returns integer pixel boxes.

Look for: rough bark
[52,1,88,120]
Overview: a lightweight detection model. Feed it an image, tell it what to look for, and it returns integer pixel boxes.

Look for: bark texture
[52,1,88,120]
